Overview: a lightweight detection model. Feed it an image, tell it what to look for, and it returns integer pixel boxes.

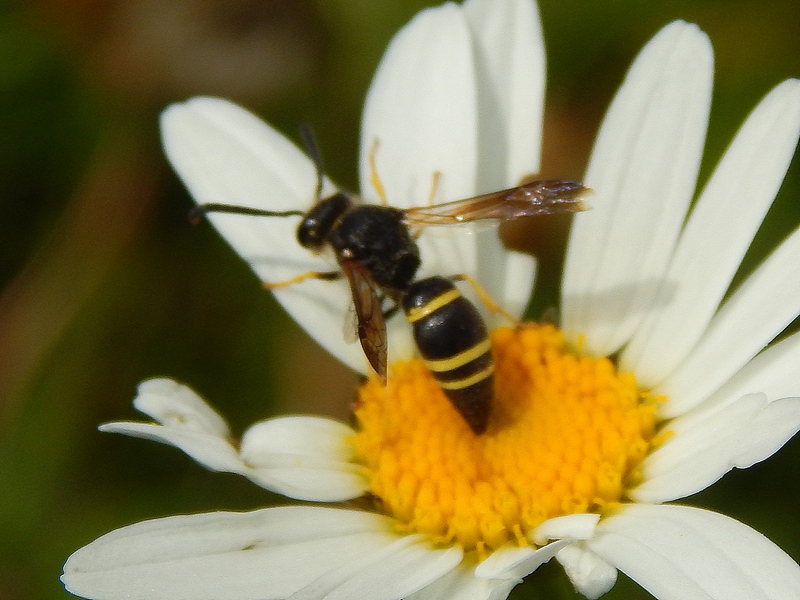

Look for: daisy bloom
[62,0,800,599]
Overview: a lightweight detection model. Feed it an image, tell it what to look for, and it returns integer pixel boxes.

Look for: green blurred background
[1,0,798,598]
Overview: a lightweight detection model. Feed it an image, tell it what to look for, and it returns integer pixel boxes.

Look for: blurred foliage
[0,0,797,599]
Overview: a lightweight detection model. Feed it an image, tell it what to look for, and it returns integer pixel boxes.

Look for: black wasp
[191,128,589,434]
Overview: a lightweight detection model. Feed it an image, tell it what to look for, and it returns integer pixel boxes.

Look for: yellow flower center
[351,323,657,552]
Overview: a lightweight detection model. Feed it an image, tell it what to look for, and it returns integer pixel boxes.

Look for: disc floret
[352,323,657,551]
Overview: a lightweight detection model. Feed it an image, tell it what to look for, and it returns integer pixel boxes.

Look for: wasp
[191,129,589,434]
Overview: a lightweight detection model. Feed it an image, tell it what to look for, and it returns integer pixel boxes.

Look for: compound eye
[297,217,324,249]
[297,192,351,249]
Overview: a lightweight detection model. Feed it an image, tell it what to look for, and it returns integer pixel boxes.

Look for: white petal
[161,97,318,213]
[160,97,320,279]
[475,539,571,580]
[588,504,800,600]
[241,417,369,502]
[103,379,242,474]
[359,3,482,297]
[730,396,800,468]
[463,0,545,318]
[632,393,800,503]
[240,416,357,464]
[105,381,367,501]
[463,0,546,189]
[161,97,369,375]
[562,21,712,356]
[100,421,245,474]
[556,543,617,600]
[360,3,478,208]
[659,223,800,418]
[476,513,599,583]
[691,329,800,417]
[63,507,400,600]
[621,79,800,385]
[408,562,518,600]
[531,512,600,545]
[247,465,368,503]
[289,534,462,600]
[497,250,537,321]
[357,1,531,353]
[133,378,230,436]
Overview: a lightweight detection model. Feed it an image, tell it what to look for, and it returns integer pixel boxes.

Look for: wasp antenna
[299,122,325,200]
[187,204,209,225]
[188,203,304,225]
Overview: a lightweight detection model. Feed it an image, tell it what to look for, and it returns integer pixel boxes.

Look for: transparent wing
[403,179,589,232]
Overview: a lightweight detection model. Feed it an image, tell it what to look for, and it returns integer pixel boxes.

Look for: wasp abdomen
[402,276,493,434]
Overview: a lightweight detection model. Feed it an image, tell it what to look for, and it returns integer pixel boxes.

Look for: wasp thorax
[328,205,420,291]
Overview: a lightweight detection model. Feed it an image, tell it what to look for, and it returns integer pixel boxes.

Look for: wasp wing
[403,179,589,231]
[341,260,388,382]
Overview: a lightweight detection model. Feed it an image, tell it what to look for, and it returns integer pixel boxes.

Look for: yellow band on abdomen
[436,364,495,390]
[423,338,492,373]
[405,288,462,323]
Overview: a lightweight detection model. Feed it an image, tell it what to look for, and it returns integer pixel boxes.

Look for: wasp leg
[382,301,400,320]
[264,270,341,290]
[368,138,389,206]
[407,170,443,240]
[450,273,520,326]
[426,170,441,206]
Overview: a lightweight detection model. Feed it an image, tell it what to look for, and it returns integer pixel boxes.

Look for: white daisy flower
[62,1,800,599]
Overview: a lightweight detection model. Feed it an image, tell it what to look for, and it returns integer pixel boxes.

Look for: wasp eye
[297,193,352,249]
[297,218,322,249]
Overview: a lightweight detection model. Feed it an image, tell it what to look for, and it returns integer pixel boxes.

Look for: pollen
[351,323,657,551]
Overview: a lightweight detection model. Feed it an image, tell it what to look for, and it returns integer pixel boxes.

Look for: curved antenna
[188,203,303,225]
[299,122,325,200]
[188,123,328,226]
